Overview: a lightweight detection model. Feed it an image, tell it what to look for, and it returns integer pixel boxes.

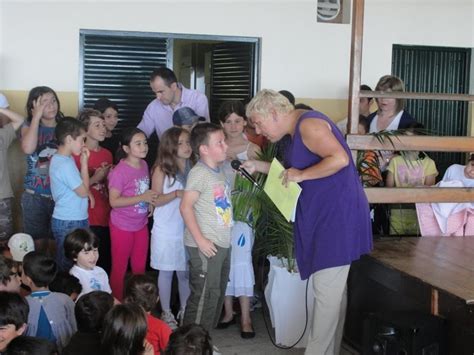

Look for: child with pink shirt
[108,128,158,300]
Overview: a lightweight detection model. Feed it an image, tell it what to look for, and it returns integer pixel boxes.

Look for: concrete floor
[147,269,359,354]
[210,308,360,355]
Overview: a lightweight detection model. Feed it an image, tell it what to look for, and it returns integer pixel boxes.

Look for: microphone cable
[257,256,311,349]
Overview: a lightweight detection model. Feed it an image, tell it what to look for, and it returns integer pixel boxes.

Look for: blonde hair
[246,89,294,119]
[375,75,406,113]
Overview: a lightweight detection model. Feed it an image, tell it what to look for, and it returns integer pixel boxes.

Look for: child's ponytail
[116,127,146,161]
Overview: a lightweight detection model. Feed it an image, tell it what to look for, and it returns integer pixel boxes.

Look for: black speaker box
[362,311,447,355]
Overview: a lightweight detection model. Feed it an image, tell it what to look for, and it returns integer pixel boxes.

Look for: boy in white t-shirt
[64,228,111,299]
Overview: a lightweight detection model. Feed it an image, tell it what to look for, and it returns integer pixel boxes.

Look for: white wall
[363,0,474,89]
[0,0,473,99]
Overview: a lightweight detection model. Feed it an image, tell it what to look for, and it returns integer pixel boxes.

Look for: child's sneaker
[176,307,185,327]
[161,310,178,330]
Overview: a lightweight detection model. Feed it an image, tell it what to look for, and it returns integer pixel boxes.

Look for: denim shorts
[0,198,13,242]
[21,191,55,241]
[52,218,89,272]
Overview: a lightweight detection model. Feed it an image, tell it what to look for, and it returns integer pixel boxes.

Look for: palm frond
[357,128,437,180]
[232,142,297,272]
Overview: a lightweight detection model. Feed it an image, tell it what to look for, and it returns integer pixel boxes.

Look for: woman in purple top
[243,89,372,355]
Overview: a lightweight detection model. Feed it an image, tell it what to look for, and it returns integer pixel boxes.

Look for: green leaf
[232,143,296,272]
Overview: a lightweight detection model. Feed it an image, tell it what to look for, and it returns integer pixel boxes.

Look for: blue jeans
[21,192,55,241]
[52,218,88,271]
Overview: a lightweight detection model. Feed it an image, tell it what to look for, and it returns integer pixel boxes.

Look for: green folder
[264,158,302,222]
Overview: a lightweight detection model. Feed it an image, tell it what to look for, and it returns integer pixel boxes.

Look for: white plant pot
[264,256,314,348]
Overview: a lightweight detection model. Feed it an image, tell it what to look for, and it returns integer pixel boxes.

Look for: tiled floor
[210,308,360,355]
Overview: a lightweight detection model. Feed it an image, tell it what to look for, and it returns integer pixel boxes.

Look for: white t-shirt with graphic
[70,265,112,299]
[184,162,233,248]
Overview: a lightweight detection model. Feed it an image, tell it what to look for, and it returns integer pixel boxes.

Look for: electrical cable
[257,256,310,349]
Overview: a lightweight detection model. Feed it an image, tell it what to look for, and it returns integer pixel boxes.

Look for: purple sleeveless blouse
[285,111,373,280]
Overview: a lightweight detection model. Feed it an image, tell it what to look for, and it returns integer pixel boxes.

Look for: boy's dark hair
[124,274,157,312]
[75,291,114,333]
[150,67,177,86]
[0,291,29,330]
[358,115,369,133]
[360,84,373,102]
[54,117,86,145]
[77,109,103,130]
[217,101,246,124]
[64,229,98,261]
[278,90,295,106]
[190,123,223,155]
[101,304,148,355]
[0,255,15,287]
[93,98,119,114]
[22,252,58,288]
[49,272,82,297]
[164,324,213,355]
[5,336,57,355]
[25,86,64,122]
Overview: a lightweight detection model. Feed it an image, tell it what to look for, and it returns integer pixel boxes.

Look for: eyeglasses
[10,271,21,278]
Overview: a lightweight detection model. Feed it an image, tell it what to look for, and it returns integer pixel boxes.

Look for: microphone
[231,160,261,189]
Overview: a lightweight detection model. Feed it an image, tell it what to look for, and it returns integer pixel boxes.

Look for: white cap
[0,93,9,109]
[8,233,35,262]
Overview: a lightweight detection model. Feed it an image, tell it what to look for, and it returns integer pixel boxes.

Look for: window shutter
[80,32,170,128]
[210,42,256,121]
[392,45,471,174]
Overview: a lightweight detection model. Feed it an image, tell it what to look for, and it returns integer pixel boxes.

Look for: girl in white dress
[151,127,193,329]
[217,101,260,338]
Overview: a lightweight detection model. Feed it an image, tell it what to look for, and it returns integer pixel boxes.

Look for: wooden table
[345,237,474,354]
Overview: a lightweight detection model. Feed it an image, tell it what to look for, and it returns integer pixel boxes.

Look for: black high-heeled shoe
[240,326,255,339]
[216,317,236,329]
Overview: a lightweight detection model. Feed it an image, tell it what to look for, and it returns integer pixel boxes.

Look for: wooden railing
[347,0,474,205]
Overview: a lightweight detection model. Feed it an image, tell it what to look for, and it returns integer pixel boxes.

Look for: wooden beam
[360,90,474,102]
[347,135,474,152]
[365,187,474,204]
[347,0,364,136]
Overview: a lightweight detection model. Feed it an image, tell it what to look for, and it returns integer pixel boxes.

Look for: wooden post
[348,0,364,136]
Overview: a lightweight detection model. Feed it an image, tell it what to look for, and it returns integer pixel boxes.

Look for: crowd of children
[0,242,213,354]
[0,77,473,354]
[0,85,270,353]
